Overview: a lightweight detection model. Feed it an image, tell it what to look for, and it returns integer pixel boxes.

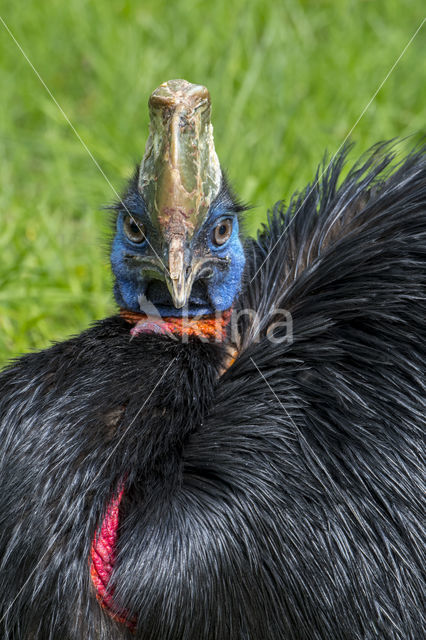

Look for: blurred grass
[0,0,424,364]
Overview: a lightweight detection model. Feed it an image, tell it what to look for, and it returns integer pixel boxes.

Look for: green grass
[0,0,424,364]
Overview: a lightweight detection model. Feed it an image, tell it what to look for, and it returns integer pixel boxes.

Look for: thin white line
[91,355,177,486]
[250,17,426,284]
[0,14,167,272]
[249,356,298,430]
[249,356,338,490]
[0,355,177,625]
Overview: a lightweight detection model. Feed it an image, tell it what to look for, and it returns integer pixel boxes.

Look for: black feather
[0,143,425,639]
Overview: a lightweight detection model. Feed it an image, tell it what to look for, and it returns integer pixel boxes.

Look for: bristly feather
[238,141,426,347]
[0,142,425,639]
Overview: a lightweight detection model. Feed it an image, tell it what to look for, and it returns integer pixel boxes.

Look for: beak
[166,235,192,309]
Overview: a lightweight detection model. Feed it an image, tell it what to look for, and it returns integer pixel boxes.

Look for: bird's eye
[123,215,146,244]
[213,218,233,246]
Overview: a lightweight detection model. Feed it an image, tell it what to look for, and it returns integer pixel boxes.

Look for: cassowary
[0,79,424,640]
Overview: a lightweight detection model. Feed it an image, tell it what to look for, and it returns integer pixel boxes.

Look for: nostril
[198,267,214,280]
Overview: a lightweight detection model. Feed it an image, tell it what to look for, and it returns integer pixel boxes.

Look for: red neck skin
[90,483,136,630]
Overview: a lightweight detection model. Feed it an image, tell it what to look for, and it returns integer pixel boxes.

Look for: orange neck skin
[120,308,233,342]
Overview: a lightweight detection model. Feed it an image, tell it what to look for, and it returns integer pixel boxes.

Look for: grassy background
[0,0,424,364]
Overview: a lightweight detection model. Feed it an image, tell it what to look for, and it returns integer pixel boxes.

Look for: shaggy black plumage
[0,144,425,639]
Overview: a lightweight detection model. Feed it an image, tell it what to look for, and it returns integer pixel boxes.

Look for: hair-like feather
[0,143,424,639]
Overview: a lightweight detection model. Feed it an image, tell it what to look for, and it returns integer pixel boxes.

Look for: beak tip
[167,277,188,310]
[172,294,186,309]
[167,236,190,310]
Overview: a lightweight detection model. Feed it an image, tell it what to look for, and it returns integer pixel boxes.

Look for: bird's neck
[119,308,234,342]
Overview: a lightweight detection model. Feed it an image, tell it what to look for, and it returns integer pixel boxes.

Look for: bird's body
[0,81,425,639]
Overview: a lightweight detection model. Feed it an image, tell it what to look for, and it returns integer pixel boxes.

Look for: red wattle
[90,484,136,630]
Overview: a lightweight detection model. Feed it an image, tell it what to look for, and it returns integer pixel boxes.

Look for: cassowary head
[111,79,246,317]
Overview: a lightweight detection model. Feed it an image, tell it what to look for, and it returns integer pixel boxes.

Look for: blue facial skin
[111,187,246,318]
